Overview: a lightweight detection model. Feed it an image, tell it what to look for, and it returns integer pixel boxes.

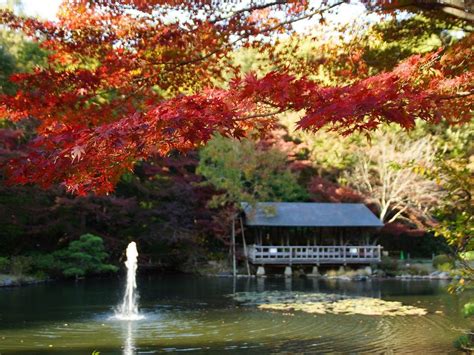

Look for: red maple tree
[1,1,472,194]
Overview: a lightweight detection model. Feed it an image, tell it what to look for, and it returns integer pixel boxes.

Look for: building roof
[241,202,383,227]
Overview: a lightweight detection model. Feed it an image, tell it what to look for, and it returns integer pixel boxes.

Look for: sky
[6,0,62,19]
[2,0,370,24]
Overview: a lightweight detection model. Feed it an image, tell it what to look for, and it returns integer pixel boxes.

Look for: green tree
[55,234,118,278]
[197,134,308,208]
[424,123,473,273]
[0,0,47,95]
[417,123,474,350]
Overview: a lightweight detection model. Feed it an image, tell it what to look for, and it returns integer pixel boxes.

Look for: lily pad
[229,291,427,316]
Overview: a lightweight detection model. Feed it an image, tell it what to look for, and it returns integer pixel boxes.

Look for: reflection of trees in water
[241,276,450,299]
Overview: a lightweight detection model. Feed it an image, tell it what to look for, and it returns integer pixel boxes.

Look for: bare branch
[344,131,444,225]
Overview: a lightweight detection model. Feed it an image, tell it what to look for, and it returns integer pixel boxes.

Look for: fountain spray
[116,241,143,320]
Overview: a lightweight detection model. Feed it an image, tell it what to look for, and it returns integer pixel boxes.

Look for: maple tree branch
[236,108,287,121]
[255,1,345,35]
[260,99,284,108]
[148,1,345,68]
[128,2,345,90]
[435,90,474,101]
[208,0,288,25]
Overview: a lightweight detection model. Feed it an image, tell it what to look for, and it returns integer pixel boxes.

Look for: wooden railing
[247,245,382,265]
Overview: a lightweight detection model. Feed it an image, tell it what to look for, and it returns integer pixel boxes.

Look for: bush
[453,304,474,351]
[378,256,398,276]
[403,264,429,275]
[55,234,119,279]
[325,269,338,277]
[461,251,474,261]
[432,254,454,269]
[463,303,474,317]
[0,234,118,279]
[0,257,9,273]
[10,256,33,276]
[29,254,61,278]
[454,334,474,352]
[437,262,453,272]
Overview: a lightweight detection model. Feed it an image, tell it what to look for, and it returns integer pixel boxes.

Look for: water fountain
[115,241,144,321]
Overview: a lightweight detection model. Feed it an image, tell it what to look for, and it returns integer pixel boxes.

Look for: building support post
[256,266,266,277]
[308,266,320,277]
[231,216,236,278]
[284,266,292,278]
[239,217,251,276]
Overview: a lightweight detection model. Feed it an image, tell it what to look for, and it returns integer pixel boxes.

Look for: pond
[0,275,471,354]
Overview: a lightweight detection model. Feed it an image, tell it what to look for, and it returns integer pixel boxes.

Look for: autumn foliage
[0,0,472,194]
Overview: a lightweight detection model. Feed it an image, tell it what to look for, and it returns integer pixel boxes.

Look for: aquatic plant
[230,291,427,316]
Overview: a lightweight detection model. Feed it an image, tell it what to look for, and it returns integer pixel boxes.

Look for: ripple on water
[110,313,146,321]
[223,291,461,353]
[0,295,466,353]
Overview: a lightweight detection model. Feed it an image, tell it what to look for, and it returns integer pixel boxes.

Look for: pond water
[0,275,471,354]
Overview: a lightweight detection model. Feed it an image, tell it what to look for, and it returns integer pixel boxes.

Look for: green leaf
[462,302,474,318]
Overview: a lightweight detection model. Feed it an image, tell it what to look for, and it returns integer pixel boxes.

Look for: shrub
[325,269,338,277]
[55,234,118,279]
[0,257,9,273]
[461,251,474,261]
[454,334,474,352]
[0,235,118,279]
[403,264,429,275]
[432,254,454,269]
[453,304,474,351]
[378,256,398,276]
[437,262,453,272]
[463,303,474,317]
[29,254,61,278]
[10,256,33,276]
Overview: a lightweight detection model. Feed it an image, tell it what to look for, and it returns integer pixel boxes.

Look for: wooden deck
[247,245,382,265]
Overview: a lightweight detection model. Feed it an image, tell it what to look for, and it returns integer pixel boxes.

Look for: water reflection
[310,277,320,291]
[0,276,467,354]
[123,321,135,355]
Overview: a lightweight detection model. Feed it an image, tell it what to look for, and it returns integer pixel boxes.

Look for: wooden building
[240,202,384,269]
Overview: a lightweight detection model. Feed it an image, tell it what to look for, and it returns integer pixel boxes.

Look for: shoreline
[206,273,456,281]
[0,274,49,287]
[0,270,458,288]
